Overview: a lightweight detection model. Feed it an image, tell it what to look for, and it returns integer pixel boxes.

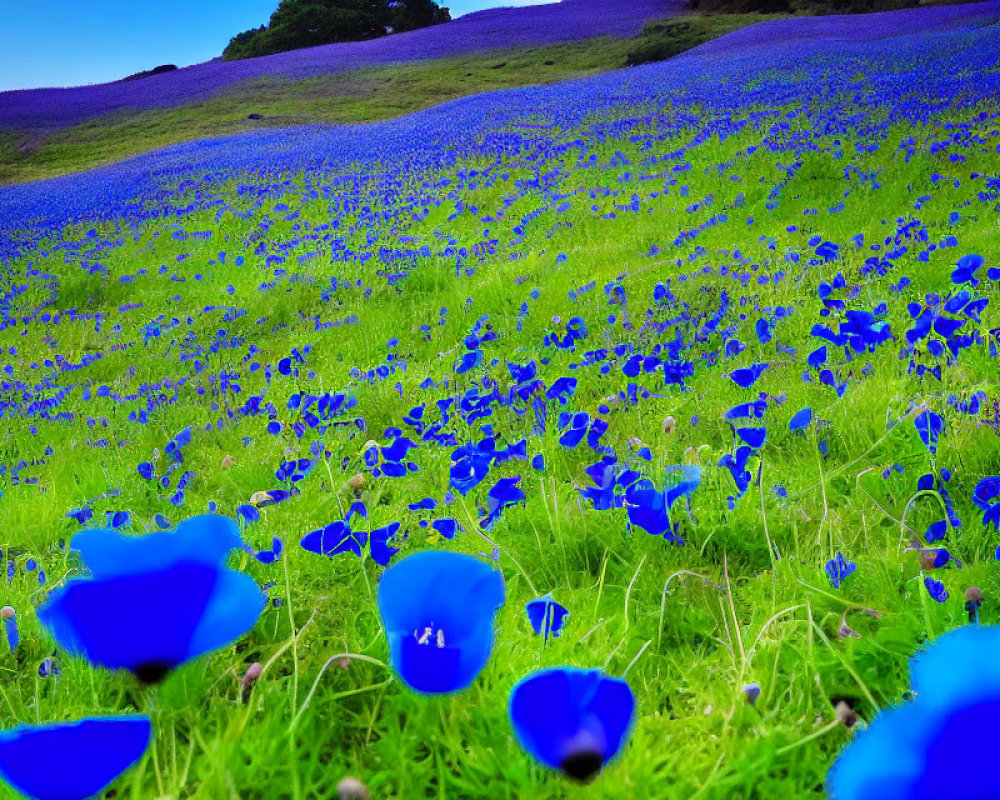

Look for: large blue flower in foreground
[0,715,151,800]
[509,667,636,782]
[829,626,1000,800]
[377,551,504,694]
[37,515,265,683]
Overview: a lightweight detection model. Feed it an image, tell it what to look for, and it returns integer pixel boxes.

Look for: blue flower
[729,362,769,389]
[828,626,1000,800]
[951,253,984,286]
[914,409,943,455]
[0,715,151,800]
[789,407,813,432]
[825,553,856,589]
[972,477,1000,530]
[526,594,569,639]
[377,551,504,694]
[509,667,636,782]
[924,576,948,603]
[37,515,264,682]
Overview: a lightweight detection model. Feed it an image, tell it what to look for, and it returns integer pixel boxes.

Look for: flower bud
[662,415,677,434]
[241,662,263,702]
[835,700,858,729]
[336,776,370,800]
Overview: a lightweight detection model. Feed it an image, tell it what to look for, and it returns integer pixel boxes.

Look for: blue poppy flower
[377,551,504,694]
[826,553,856,589]
[924,577,948,603]
[914,409,944,455]
[828,626,1000,800]
[789,407,813,432]
[37,516,264,682]
[0,715,151,800]
[509,667,636,782]
[730,362,769,389]
[526,594,569,639]
[972,477,1000,530]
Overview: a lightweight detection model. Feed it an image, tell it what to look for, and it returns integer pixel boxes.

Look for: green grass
[1,80,998,799]
[0,13,786,186]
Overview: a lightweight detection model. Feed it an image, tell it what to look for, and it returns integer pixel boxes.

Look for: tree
[223,0,451,60]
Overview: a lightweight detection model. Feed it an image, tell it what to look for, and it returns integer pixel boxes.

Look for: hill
[0,0,681,130]
[0,3,999,798]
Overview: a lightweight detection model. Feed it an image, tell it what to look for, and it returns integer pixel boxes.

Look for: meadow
[1,1,1000,798]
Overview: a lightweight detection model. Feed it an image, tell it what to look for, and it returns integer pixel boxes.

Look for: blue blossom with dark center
[526,594,569,639]
[825,553,856,589]
[828,626,1000,799]
[0,716,151,800]
[509,667,636,782]
[37,515,265,683]
[378,551,504,694]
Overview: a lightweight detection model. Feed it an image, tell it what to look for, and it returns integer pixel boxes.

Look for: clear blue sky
[0,0,551,91]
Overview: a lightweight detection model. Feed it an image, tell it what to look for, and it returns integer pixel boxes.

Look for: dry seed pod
[835,700,858,729]
[249,491,271,506]
[837,613,860,639]
[221,454,236,469]
[337,776,370,800]
[662,415,677,434]
[240,662,263,702]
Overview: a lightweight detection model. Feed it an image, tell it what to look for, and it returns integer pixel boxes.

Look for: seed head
[835,700,858,729]
[241,662,263,688]
[662,415,677,434]
[336,776,370,800]
[0,607,15,622]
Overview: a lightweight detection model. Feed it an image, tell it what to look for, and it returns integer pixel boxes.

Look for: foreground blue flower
[0,715,151,800]
[37,515,265,682]
[828,626,1000,800]
[509,667,636,782]
[525,594,569,639]
[377,551,504,694]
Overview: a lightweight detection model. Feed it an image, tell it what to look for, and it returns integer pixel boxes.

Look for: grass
[0,13,787,186]
[1,73,999,797]
[1,8,999,800]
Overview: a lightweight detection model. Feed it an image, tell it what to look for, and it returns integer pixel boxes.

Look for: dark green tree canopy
[224,0,451,60]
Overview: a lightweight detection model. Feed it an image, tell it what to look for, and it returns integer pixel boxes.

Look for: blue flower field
[1,2,1000,797]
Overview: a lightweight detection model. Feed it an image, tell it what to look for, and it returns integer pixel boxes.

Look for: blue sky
[0,0,550,92]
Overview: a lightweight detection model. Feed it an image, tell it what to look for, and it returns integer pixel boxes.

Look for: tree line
[224,0,451,60]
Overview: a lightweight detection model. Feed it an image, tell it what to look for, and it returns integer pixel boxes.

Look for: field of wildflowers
[1,1,1000,797]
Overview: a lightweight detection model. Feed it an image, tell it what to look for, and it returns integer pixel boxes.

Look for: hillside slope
[0,0,682,130]
[1,3,1000,798]
[2,0,997,236]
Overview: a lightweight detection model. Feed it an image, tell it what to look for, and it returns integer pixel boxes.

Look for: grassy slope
[0,14,780,186]
[1,52,999,800]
